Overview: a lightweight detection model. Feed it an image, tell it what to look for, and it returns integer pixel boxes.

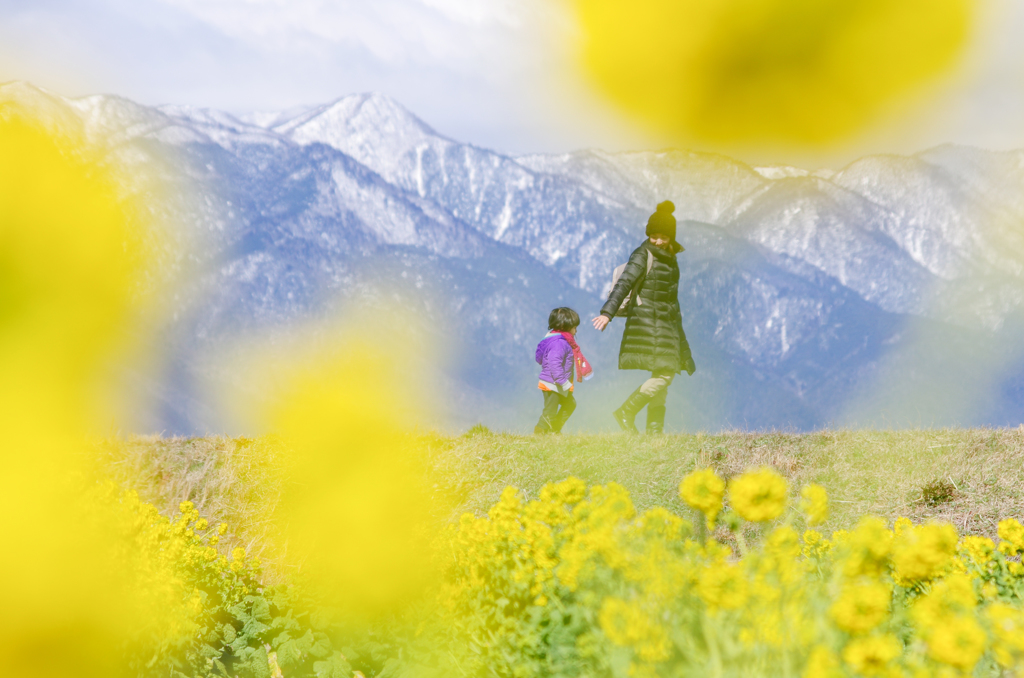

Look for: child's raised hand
[592,315,610,332]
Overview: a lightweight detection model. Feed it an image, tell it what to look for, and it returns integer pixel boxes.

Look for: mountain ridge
[4,80,1024,432]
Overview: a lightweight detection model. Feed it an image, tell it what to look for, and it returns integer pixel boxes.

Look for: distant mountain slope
[5,81,1024,432]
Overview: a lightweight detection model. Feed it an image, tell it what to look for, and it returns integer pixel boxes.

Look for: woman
[592,200,696,433]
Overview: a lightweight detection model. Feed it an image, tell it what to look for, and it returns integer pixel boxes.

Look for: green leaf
[309,631,332,659]
[244,644,272,678]
[313,651,352,678]
[276,638,303,668]
[270,631,292,648]
[250,595,272,622]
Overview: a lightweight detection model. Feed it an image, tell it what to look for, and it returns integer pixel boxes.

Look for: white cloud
[3,0,1024,161]
[156,0,530,67]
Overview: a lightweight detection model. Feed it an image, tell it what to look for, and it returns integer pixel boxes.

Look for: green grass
[98,429,1024,560]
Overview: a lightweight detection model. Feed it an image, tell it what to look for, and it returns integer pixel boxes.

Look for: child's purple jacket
[536,332,574,389]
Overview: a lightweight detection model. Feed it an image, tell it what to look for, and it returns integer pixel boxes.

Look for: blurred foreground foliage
[572,0,974,147]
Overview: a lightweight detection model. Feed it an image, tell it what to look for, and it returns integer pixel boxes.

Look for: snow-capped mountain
[6,81,1024,432]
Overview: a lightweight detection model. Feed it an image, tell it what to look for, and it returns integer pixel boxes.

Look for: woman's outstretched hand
[592,315,610,332]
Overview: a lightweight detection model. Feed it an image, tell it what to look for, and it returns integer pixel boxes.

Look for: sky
[3,0,1024,165]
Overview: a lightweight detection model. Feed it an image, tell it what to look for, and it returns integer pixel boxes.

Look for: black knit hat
[646,200,676,239]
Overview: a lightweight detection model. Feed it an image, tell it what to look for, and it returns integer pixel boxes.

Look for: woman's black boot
[645,405,666,434]
[613,388,652,433]
[646,390,668,434]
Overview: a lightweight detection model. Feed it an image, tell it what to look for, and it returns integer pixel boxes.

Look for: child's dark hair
[548,307,580,332]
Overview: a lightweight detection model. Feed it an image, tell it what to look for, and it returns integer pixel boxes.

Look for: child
[535,307,593,434]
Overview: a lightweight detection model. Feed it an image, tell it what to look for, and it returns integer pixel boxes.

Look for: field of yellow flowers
[434,468,1024,678]
[88,447,1024,678]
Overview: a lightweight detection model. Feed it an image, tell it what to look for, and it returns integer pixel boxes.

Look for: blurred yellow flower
[598,598,671,662]
[268,337,437,619]
[679,468,725,526]
[987,603,1024,668]
[799,485,829,526]
[927,614,986,671]
[698,562,748,611]
[998,519,1024,555]
[803,645,841,678]
[840,517,893,578]
[728,468,788,523]
[841,634,901,676]
[570,0,974,146]
[830,581,890,634]
[892,522,958,583]
[912,573,978,637]
[0,111,166,677]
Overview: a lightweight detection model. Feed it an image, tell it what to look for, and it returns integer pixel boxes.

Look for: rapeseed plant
[800,484,829,526]
[679,467,725,528]
[728,466,788,522]
[830,580,890,634]
[433,467,1024,678]
[892,521,959,584]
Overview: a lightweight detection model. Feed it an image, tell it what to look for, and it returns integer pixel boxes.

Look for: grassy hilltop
[100,428,1024,560]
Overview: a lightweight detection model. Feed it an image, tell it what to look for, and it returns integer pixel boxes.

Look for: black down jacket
[600,240,695,375]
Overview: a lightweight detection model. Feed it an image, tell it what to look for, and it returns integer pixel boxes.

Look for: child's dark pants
[535,391,576,434]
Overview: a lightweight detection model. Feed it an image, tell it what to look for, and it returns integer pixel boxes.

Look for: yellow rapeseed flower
[830,581,891,634]
[893,516,913,536]
[803,645,842,678]
[959,535,995,567]
[679,468,725,527]
[632,507,689,542]
[1,111,170,677]
[840,517,893,578]
[987,603,1024,668]
[841,634,901,676]
[912,574,978,634]
[803,529,831,558]
[998,519,1024,555]
[799,485,829,526]
[540,476,587,507]
[598,598,671,662]
[570,0,973,146]
[764,525,802,566]
[892,522,958,583]
[697,562,748,611]
[728,468,788,523]
[927,614,986,671]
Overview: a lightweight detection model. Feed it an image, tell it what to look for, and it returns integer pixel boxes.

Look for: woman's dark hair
[548,307,580,332]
